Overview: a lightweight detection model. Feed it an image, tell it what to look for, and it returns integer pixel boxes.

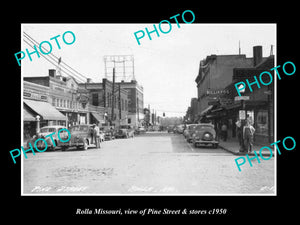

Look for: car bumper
[194,140,219,145]
[60,141,83,147]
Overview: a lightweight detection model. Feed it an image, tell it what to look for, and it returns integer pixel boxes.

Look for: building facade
[78,78,129,126]
[117,80,144,128]
[194,46,274,145]
[195,54,256,120]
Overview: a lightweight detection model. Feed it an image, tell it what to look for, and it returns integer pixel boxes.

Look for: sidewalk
[219,139,274,157]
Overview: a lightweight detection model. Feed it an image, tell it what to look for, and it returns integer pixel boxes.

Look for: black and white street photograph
[20,23,276,195]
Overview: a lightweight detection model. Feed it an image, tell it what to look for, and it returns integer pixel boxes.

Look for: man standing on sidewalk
[93,123,101,149]
[243,119,255,153]
[221,122,228,141]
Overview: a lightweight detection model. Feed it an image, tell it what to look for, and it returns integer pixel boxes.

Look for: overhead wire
[23,38,86,83]
[23,32,89,83]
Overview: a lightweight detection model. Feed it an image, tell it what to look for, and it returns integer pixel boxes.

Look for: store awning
[91,112,104,123]
[23,106,36,121]
[200,105,214,116]
[24,99,67,121]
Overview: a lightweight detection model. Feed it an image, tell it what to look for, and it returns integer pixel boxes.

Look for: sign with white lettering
[234,96,250,101]
[239,110,246,120]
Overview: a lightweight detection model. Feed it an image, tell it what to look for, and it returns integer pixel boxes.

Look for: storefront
[209,99,272,145]
[23,99,67,139]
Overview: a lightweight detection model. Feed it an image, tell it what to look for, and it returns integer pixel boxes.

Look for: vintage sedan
[60,124,97,150]
[184,124,198,142]
[26,125,68,151]
[191,123,219,148]
[115,125,135,138]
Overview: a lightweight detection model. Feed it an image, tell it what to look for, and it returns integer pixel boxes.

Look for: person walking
[243,119,255,153]
[221,122,228,141]
[93,123,101,149]
[235,119,243,148]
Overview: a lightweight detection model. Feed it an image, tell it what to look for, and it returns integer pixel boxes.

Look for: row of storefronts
[186,46,274,145]
[23,69,144,142]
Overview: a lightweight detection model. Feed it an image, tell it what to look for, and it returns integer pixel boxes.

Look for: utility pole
[111,67,115,126]
[118,84,121,126]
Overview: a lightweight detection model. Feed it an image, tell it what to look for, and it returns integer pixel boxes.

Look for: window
[92,93,99,106]
[52,97,56,106]
[256,110,268,135]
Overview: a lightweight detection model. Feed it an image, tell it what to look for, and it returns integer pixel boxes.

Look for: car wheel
[213,143,219,149]
[48,145,55,151]
[61,146,68,151]
[83,140,88,150]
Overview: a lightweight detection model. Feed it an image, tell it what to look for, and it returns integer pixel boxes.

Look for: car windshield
[195,124,213,130]
[188,125,197,130]
[70,125,89,132]
[120,125,130,129]
[40,127,56,133]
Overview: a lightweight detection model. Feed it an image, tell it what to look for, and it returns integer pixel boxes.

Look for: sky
[21,23,276,117]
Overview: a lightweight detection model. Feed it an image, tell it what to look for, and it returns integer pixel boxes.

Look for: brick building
[195,46,274,145]
[78,78,129,126]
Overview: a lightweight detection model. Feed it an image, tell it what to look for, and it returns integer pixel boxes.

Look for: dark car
[191,123,219,148]
[26,125,68,151]
[167,125,175,133]
[104,127,115,140]
[115,125,135,138]
[60,124,96,150]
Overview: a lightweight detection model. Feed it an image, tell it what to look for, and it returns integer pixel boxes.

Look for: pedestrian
[235,119,243,147]
[93,123,101,149]
[243,119,255,153]
[221,122,228,141]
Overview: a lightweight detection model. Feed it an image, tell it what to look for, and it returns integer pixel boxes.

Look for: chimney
[86,78,92,83]
[49,69,56,78]
[253,46,263,67]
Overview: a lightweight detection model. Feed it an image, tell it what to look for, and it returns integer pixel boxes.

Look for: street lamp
[36,115,40,134]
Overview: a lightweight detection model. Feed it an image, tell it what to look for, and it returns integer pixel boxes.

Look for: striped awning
[24,99,67,121]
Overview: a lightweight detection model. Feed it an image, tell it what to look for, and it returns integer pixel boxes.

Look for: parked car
[115,125,135,138]
[184,124,198,142]
[191,123,219,148]
[175,124,185,134]
[60,124,97,150]
[104,127,115,141]
[167,125,175,133]
[26,125,68,151]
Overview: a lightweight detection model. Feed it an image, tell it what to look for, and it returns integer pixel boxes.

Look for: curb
[219,145,274,157]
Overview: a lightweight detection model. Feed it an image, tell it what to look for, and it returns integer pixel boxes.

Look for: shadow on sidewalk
[218,139,274,157]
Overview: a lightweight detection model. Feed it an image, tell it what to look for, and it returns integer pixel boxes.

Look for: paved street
[23,132,275,195]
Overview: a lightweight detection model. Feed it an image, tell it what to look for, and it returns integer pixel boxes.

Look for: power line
[23,39,86,83]
[23,32,89,82]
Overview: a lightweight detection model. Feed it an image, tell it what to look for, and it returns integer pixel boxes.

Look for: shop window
[256,110,268,135]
